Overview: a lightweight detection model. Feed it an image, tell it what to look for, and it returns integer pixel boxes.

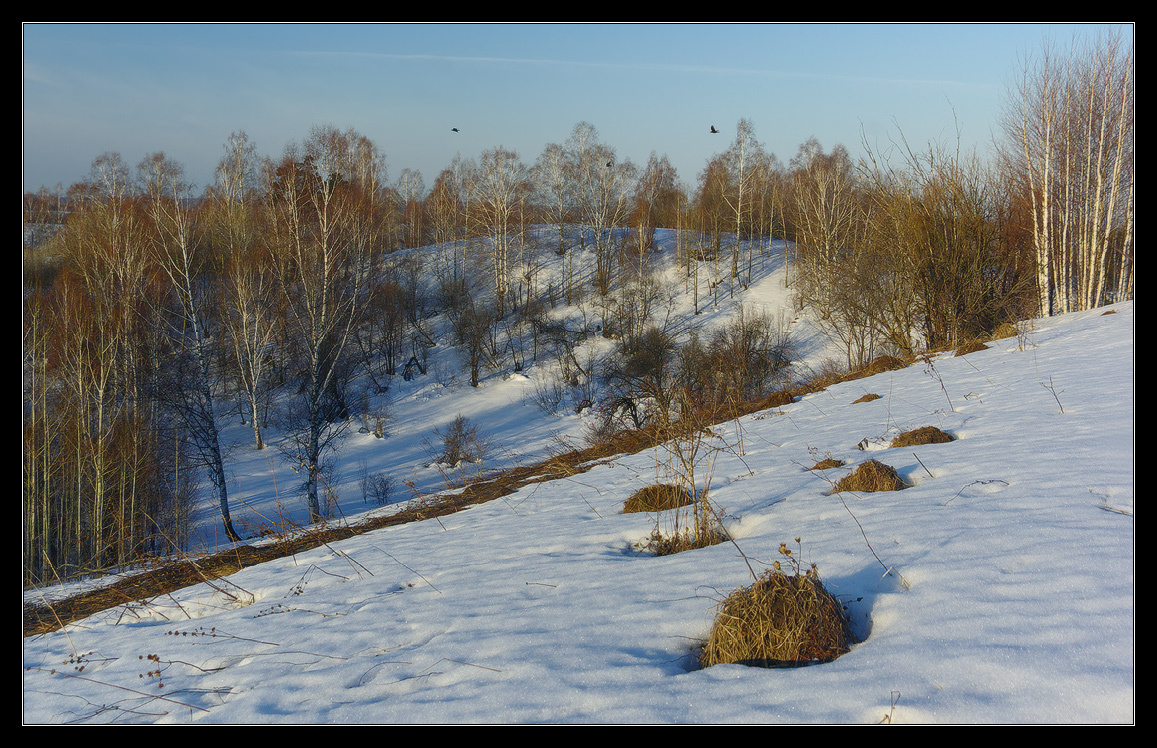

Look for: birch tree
[721,118,765,290]
[471,146,528,317]
[1001,31,1134,316]
[268,127,381,522]
[139,152,242,543]
[206,132,280,452]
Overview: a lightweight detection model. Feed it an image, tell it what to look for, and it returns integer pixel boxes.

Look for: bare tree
[532,141,573,257]
[631,151,681,255]
[139,152,242,543]
[267,126,382,522]
[720,118,766,290]
[1000,31,1134,316]
[786,137,863,318]
[396,168,426,249]
[469,146,528,317]
[582,145,636,296]
[26,153,192,580]
[204,133,280,452]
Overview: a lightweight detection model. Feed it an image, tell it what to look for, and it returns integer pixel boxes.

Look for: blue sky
[22,22,1131,196]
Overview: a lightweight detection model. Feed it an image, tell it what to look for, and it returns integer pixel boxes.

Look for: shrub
[428,414,495,487]
[889,426,954,448]
[833,459,906,492]
[700,543,853,668]
[359,465,395,506]
[434,414,491,466]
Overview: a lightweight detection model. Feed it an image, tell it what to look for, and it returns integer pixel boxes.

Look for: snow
[22,234,1134,724]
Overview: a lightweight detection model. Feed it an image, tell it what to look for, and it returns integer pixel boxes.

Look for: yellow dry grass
[700,567,853,668]
[833,459,907,492]
[622,483,695,513]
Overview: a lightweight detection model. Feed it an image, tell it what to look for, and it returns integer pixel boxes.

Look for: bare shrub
[434,414,491,466]
[833,459,906,492]
[700,542,853,668]
[527,370,567,415]
[889,426,954,448]
[359,462,395,506]
[428,414,494,487]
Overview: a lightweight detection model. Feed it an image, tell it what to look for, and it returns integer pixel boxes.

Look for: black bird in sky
[451,127,459,132]
[710,125,719,134]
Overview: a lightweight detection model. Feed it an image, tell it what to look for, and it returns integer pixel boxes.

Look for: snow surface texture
[23,236,1133,724]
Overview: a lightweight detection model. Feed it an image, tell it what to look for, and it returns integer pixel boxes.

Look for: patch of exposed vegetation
[833,459,907,493]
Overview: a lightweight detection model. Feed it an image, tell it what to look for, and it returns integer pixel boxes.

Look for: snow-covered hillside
[23,234,1134,723]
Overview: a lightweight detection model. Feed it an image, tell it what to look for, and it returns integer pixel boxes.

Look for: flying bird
[710,125,719,134]
[451,127,460,132]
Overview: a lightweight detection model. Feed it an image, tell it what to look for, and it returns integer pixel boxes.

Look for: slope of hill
[22,238,1134,723]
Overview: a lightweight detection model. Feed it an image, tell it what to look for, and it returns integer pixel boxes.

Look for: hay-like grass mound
[810,457,843,471]
[852,393,881,404]
[889,426,954,448]
[992,321,1020,340]
[834,459,906,492]
[862,355,906,376]
[955,340,989,356]
[646,522,728,556]
[623,483,695,513]
[700,568,853,668]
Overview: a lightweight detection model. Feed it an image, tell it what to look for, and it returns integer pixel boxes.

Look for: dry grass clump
[645,520,729,556]
[954,339,989,356]
[861,355,906,376]
[833,459,907,492]
[889,426,954,448]
[623,483,695,513]
[852,393,881,404]
[810,457,843,471]
[755,389,796,410]
[992,321,1020,340]
[700,543,853,668]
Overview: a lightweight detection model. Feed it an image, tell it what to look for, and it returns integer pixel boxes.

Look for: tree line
[22,33,1132,584]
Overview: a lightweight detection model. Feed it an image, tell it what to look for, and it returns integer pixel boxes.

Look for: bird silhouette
[710,125,719,134]
[451,127,459,132]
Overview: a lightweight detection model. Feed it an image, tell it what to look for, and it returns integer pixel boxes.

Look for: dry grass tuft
[810,457,844,471]
[861,355,906,377]
[700,558,853,668]
[889,426,954,448]
[954,339,989,356]
[852,393,881,404]
[645,521,729,556]
[992,321,1020,340]
[756,389,796,410]
[623,483,695,513]
[833,459,907,492]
